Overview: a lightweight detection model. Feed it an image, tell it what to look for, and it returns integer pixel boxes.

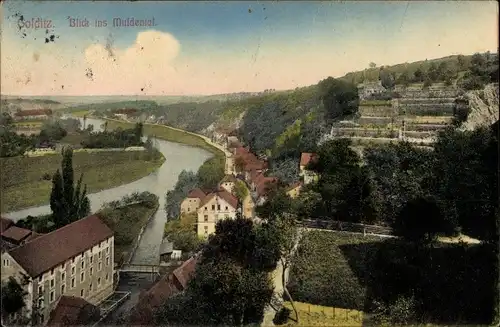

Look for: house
[227,136,242,149]
[251,174,278,206]
[212,128,234,147]
[286,182,303,199]
[299,153,318,185]
[129,255,198,325]
[0,217,14,234]
[46,296,100,327]
[14,109,53,121]
[159,239,174,263]
[197,189,239,237]
[180,188,207,215]
[219,174,238,193]
[357,80,386,100]
[1,226,40,247]
[1,215,115,326]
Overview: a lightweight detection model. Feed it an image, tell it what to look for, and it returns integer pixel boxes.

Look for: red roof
[187,188,206,199]
[256,177,279,197]
[47,296,99,326]
[129,256,199,324]
[15,109,52,117]
[0,217,14,233]
[199,189,239,210]
[1,226,32,242]
[8,215,113,278]
[300,153,318,167]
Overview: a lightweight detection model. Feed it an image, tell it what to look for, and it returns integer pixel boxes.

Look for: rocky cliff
[461,83,499,131]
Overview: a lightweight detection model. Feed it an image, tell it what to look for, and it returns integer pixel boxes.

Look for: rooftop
[8,215,113,278]
[199,189,239,210]
[1,226,33,242]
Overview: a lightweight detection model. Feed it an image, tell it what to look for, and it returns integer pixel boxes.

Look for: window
[204,215,208,222]
[98,262,102,271]
[71,266,75,275]
[105,273,109,281]
[50,279,54,288]
[81,253,84,258]
[187,207,190,212]
[225,206,228,210]
[217,204,221,210]
[106,247,109,254]
[38,276,43,283]
[3,259,9,266]
[98,252,102,259]
[80,289,84,297]
[61,272,65,281]
[90,267,93,276]
[90,256,93,264]
[50,269,54,276]
[89,283,92,292]
[211,205,215,210]
[38,285,43,296]
[72,257,75,264]
[38,298,44,309]
[61,284,66,294]
[204,206,207,211]
[106,257,109,266]
[71,278,75,288]
[97,277,101,286]
[61,263,66,270]
[80,272,84,282]
[49,291,55,303]
[81,260,84,269]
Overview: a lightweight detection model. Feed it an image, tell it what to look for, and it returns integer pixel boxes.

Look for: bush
[273,307,292,325]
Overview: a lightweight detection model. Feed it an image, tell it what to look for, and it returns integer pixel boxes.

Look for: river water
[3,117,213,265]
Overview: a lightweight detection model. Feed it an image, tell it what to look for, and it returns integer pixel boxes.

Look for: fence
[299,219,394,236]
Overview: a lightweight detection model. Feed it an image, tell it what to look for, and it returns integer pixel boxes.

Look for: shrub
[273,307,292,325]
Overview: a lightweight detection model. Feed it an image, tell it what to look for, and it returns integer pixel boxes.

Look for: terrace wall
[358,105,397,117]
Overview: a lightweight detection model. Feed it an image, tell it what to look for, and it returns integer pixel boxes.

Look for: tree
[233,179,249,202]
[395,197,445,245]
[396,71,410,87]
[157,216,278,326]
[379,69,395,89]
[196,156,225,190]
[413,67,425,82]
[164,170,198,219]
[1,277,27,318]
[255,188,293,219]
[369,62,377,69]
[266,213,303,323]
[318,77,359,121]
[50,147,90,228]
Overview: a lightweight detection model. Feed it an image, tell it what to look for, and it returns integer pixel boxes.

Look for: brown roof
[256,177,279,197]
[129,255,199,325]
[187,188,206,199]
[1,226,32,242]
[300,152,318,167]
[173,256,198,289]
[15,109,52,117]
[47,296,98,326]
[199,189,239,210]
[8,215,113,278]
[0,217,14,233]
[228,140,243,149]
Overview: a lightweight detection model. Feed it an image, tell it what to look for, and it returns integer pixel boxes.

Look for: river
[3,117,213,265]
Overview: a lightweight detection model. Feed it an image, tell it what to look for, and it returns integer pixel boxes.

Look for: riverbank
[0,151,165,213]
[98,198,160,266]
[103,118,228,167]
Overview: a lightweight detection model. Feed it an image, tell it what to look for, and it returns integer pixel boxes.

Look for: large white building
[1,215,115,326]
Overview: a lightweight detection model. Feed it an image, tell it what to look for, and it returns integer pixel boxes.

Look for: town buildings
[299,152,318,185]
[196,189,238,237]
[1,215,115,326]
[180,188,207,215]
[13,109,53,121]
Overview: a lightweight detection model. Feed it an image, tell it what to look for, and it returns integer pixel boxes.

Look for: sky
[0,1,498,96]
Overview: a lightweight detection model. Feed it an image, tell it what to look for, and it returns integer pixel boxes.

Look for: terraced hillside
[322,83,461,146]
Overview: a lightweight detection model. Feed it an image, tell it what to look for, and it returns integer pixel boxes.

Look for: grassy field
[70,110,90,117]
[98,201,159,266]
[283,301,365,327]
[104,119,225,158]
[289,230,496,324]
[0,151,165,212]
